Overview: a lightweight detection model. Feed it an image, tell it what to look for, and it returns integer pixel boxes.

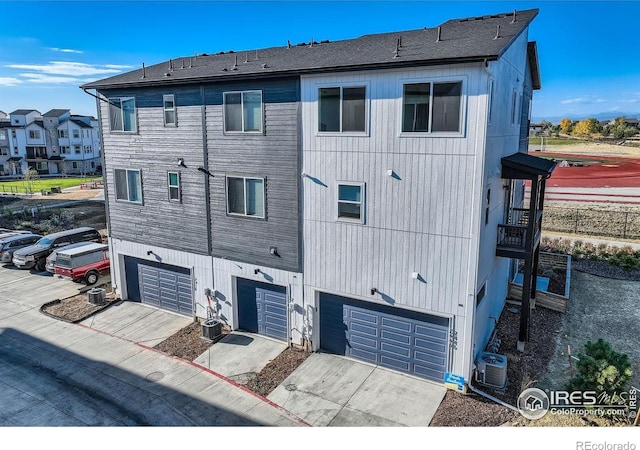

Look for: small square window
[109,97,137,132]
[163,94,176,127]
[318,86,366,133]
[337,183,365,222]
[402,81,462,133]
[168,171,181,202]
[28,129,41,139]
[226,176,265,218]
[223,91,263,133]
[72,129,80,139]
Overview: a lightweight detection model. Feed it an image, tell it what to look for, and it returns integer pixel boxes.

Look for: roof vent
[180,59,185,69]
[244,52,249,63]
[511,10,517,23]
[262,63,268,69]
[310,38,315,47]
[255,49,258,60]
[493,25,502,40]
[393,38,400,58]
[436,26,442,42]
[221,67,227,72]
[141,62,146,79]
[189,58,193,68]
[168,59,173,70]
[287,40,291,49]
[321,40,330,44]
[232,55,238,70]
[164,72,171,77]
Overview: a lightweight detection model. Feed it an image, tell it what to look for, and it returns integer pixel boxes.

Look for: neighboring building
[83,8,554,388]
[529,123,544,135]
[0,109,101,177]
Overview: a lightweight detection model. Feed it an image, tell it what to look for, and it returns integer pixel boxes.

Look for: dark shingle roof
[83,9,538,90]
[69,118,93,129]
[501,152,556,179]
[10,109,39,115]
[43,109,70,117]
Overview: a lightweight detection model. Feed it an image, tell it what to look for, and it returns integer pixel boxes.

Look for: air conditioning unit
[87,288,106,305]
[475,352,508,389]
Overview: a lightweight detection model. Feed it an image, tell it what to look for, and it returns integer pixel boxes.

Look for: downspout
[200,85,214,322]
[467,382,519,413]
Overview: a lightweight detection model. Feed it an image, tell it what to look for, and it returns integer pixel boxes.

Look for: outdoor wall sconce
[370,288,378,295]
[146,250,154,256]
[269,247,280,257]
[254,268,261,275]
[177,158,187,168]
[412,272,419,279]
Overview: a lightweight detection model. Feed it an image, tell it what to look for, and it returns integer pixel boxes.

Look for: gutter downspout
[467,382,519,413]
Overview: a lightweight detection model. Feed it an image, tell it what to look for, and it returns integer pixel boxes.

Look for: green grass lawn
[529,137,590,146]
[0,176,103,193]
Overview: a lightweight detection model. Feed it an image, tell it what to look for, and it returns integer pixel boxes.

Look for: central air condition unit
[475,352,508,389]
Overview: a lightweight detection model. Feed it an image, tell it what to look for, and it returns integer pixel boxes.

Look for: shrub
[566,339,632,396]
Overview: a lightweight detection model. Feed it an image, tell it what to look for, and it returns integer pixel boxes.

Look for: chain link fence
[543,206,640,240]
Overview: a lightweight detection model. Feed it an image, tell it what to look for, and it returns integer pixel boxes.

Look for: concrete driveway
[268,353,447,426]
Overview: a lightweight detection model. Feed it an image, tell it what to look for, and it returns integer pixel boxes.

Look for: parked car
[45,241,97,274]
[0,230,31,241]
[54,242,110,285]
[0,234,43,264]
[12,227,103,272]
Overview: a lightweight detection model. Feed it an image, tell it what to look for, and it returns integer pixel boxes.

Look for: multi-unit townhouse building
[83,8,555,389]
[0,109,101,177]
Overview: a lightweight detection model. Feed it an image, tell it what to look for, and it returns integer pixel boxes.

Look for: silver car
[0,234,43,264]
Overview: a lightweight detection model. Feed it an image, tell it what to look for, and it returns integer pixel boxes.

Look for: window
[29,129,41,139]
[36,161,48,171]
[84,145,92,153]
[226,176,265,218]
[114,169,142,203]
[72,162,78,169]
[0,130,7,140]
[511,91,518,125]
[74,145,81,154]
[0,148,8,156]
[223,91,262,133]
[84,129,89,138]
[488,79,494,125]
[337,183,365,222]
[109,97,137,132]
[168,171,181,202]
[58,129,68,138]
[485,188,491,225]
[402,81,462,133]
[60,146,70,154]
[476,283,486,306]
[318,86,366,132]
[72,129,80,139]
[163,94,176,127]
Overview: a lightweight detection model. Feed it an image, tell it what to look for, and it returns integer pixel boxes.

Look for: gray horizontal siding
[207,101,301,272]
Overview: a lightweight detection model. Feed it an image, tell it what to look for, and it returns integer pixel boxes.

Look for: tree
[566,339,632,396]
[559,118,573,135]
[572,118,600,136]
[22,168,39,194]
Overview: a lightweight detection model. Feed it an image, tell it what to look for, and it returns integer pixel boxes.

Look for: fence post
[623,211,628,239]
[574,208,579,234]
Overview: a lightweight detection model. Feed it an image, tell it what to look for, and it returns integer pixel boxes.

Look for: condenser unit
[475,352,508,389]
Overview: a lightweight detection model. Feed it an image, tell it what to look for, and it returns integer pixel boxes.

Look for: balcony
[496,208,542,258]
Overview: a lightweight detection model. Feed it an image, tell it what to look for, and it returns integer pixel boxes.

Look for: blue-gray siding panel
[319,293,450,382]
[123,256,192,316]
[237,278,287,341]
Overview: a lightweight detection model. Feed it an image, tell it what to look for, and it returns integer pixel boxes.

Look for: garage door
[320,293,450,382]
[237,278,287,341]
[123,256,192,316]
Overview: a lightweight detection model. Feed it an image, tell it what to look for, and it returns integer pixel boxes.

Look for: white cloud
[104,64,134,69]
[20,73,87,84]
[0,77,23,86]
[50,47,83,54]
[6,61,124,76]
[560,96,606,105]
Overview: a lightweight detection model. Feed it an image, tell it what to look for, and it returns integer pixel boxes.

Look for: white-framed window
[72,129,80,139]
[167,171,181,202]
[0,149,8,156]
[0,130,7,140]
[163,94,176,127]
[84,129,89,138]
[511,90,518,125]
[74,145,81,154]
[109,97,137,132]
[72,162,78,169]
[223,91,263,133]
[58,129,68,138]
[401,80,463,133]
[485,187,491,225]
[337,182,365,223]
[35,161,48,171]
[488,79,495,125]
[226,176,265,218]
[318,86,367,133]
[114,168,143,203]
[28,129,41,139]
[60,146,70,154]
[84,145,92,153]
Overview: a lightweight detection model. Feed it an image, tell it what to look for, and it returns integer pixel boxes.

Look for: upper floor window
[74,145,81,154]
[60,146,70,154]
[72,129,80,139]
[511,90,518,126]
[114,168,143,203]
[163,94,176,127]
[84,145,92,153]
[109,97,137,132]
[318,86,366,133]
[223,91,263,133]
[28,129,41,139]
[58,129,68,138]
[226,176,265,218]
[402,81,462,133]
[0,130,6,140]
[167,171,181,202]
[488,79,495,125]
[337,182,365,223]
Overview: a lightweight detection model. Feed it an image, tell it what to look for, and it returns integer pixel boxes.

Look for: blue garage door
[319,293,450,382]
[237,278,287,341]
[123,256,192,316]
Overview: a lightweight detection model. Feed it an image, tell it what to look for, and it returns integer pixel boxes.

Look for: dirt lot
[535,141,640,158]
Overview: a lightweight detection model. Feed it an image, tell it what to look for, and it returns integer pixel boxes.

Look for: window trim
[167,171,181,203]
[399,76,466,137]
[336,181,365,224]
[225,175,266,219]
[316,82,369,136]
[222,90,264,134]
[28,129,41,140]
[109,97,138,133]
[163,94,177,127]
[114,168,143,204]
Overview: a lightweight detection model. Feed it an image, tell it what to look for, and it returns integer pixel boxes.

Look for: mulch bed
[243,348,311,397]
[153,321,225,361]
[40,290,118,323]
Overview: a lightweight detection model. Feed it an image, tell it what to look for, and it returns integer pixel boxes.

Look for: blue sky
[1,0,640,122]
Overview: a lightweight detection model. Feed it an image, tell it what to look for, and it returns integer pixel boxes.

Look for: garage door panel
[237,280,287,341]
[320,292,449,382]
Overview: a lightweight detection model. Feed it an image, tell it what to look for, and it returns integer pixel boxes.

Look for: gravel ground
[41,290,118,323]
[573,258,640,281]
